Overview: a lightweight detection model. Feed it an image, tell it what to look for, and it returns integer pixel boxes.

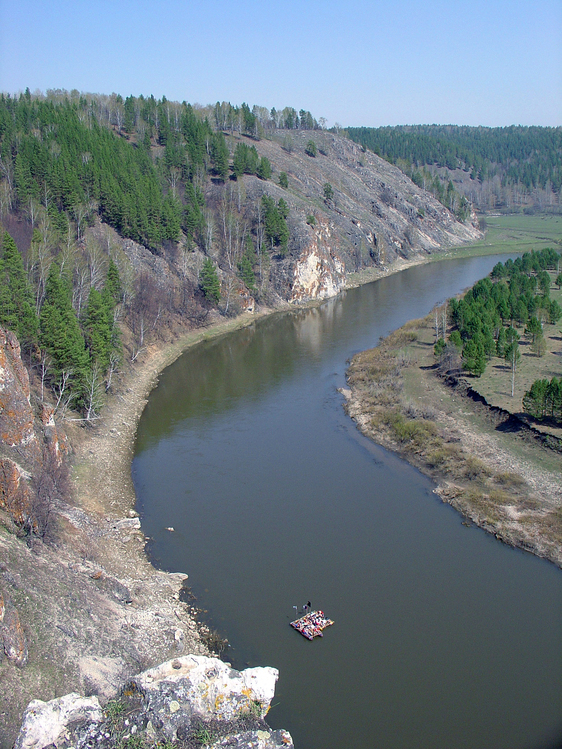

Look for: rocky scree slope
[225,129,481,304]
[109,130,482,315]
[0,330,213,748]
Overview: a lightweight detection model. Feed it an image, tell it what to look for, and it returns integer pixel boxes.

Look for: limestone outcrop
[13,655,293,749]
[14,693,103,749]
[132,655,279,729]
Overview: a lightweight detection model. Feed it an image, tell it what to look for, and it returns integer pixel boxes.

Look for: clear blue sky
[1,0,560,127]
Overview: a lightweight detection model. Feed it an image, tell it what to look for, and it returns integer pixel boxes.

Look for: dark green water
[133,256,562,749]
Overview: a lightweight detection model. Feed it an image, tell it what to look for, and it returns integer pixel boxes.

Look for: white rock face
[291,249,345,302]
[14,693,103,749]
[133,654,279,721]
[289,219,346,303]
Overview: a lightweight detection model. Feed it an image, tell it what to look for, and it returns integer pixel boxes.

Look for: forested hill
[346,125,562,213]
[0,88,481,422]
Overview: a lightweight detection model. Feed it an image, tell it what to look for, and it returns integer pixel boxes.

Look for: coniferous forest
[347,125,562,213]
[0,90,322,417]
[434,248,562,423]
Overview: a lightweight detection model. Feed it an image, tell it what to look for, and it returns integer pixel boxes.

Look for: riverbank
[0,308,282,747]
[343,315,562,567]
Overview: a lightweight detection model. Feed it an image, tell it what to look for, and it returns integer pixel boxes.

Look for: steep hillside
[214,129,481,303]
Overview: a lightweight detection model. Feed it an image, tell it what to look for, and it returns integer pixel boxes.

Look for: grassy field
[437,213,562,260]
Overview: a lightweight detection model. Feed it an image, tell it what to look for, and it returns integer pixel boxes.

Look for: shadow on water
[133,255,562,749]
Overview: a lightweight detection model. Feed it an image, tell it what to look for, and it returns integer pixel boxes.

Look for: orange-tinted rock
[0,329,35,449]
[0,458,33,527]
[0,328,69,530]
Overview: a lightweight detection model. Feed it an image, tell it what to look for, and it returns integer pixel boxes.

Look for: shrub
[305,140,317,157]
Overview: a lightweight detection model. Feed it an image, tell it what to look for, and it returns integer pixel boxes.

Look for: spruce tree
[84,287,112,372]
[210,132,229,180]
[200,258,220,304]
[39,264,89,396]
[238,241,256,293]
[0,231,39,352]
[256,156,272,180]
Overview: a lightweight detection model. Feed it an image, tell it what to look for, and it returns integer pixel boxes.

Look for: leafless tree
[437,343,462,375]
[37,351,51,402]
[29,216,55,313]
[105,351,120,392]
[0,180,13,216]
[0,155,14,193]
[30,443,71,541]
[27,198,42,228]
[84,236,107,290]
[204,210,215,255]
[84,364,104,421]
[168,166,181,198]
[255,199,267,289]
[53,370,75,416]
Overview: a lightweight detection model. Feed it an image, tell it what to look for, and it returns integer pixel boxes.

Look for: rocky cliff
[0,329,68,537]
[93,130,482,325]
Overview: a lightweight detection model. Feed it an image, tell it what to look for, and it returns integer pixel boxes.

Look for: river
[133,255,562,749]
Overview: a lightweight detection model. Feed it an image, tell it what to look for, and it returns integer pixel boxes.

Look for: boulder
[13,693,103,749]
[131,655,279,738]
[13,655,291,748]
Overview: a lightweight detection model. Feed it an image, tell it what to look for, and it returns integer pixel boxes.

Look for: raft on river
[290,610,334,640]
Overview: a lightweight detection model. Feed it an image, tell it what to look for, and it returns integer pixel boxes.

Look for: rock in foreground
[14,655,293,749]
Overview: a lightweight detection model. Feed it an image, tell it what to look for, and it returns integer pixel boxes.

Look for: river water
[133,255,562,749]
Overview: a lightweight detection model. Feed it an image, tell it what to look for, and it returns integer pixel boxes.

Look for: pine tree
[0,231,39,352]
[256,156,272,180]
[210,132,229,180]
[103,259,122,306]
[200,258,220,304]
[262,196,289,256]
[305,140,317,157]
[39,264,89,397]
[84,287,112,371]
[238,240,256,292]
